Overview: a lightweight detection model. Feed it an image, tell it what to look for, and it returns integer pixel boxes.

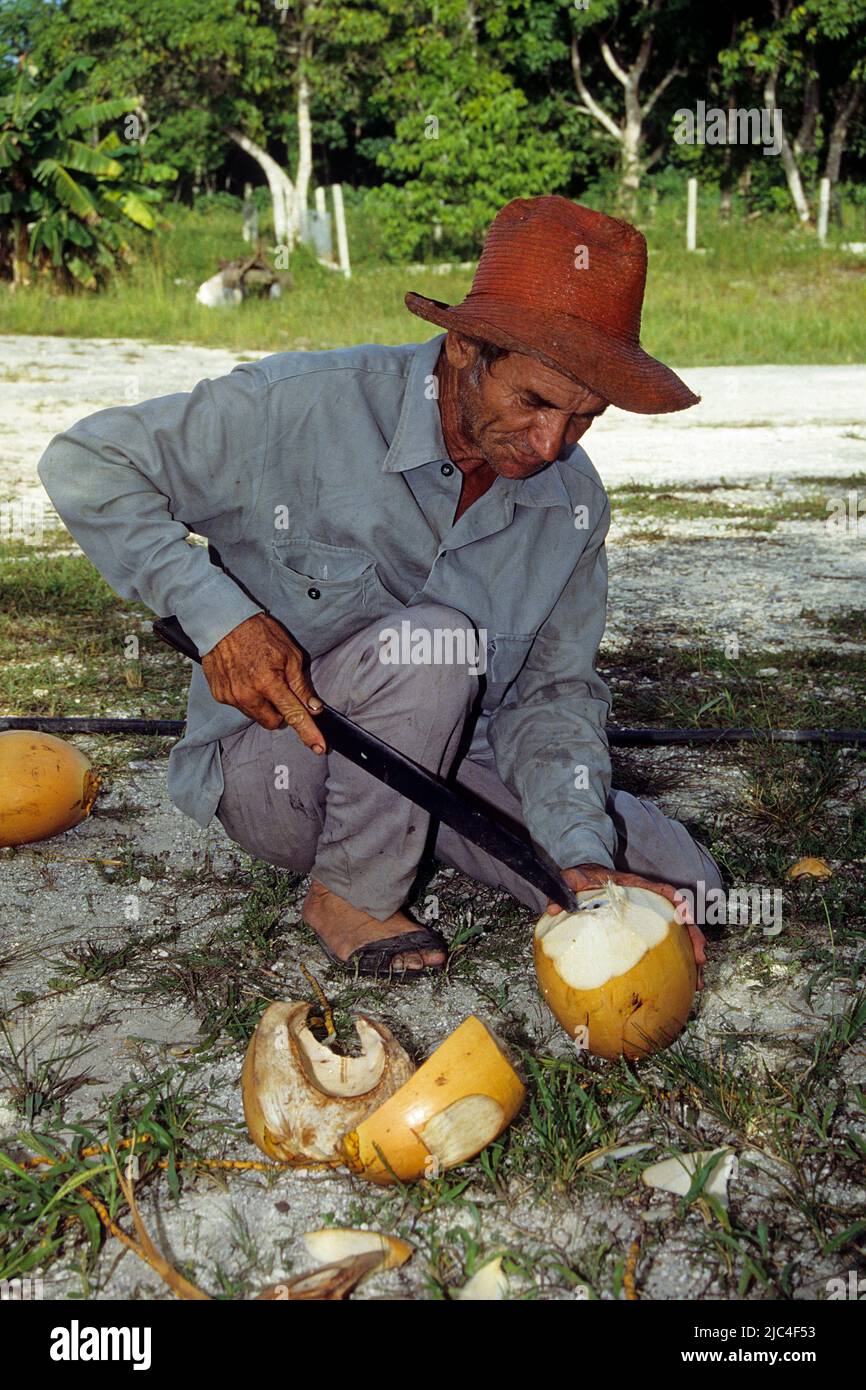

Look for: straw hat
[405,195,699,414]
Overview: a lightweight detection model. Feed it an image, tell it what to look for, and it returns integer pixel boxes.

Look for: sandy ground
[1,334,865,495]
[1,337,865,1301]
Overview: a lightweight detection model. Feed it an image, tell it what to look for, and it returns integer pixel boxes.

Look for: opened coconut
[534,881,696,1060]
[340,1015,525,1184]
[242,1001,415,1163]
[0,730,100,847]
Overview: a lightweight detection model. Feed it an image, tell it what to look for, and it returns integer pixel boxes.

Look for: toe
[391,948,446,972]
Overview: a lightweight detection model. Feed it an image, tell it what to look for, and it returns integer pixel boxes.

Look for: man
[38,196,722,980]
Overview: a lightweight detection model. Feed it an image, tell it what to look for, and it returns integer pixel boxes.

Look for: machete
[152,615,581,913]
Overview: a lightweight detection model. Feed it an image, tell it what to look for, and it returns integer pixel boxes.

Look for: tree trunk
[794,74,820,159]
[12,217,31,289]
[227,128,296,247]
[719,141,734,221]
[620,99,643,219]
[570,4,679,222]
[295,44,313,243]
[824,81,862,224]
[764,72,811,222]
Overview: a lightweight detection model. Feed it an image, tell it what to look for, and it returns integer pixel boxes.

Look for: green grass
[609,478,866,537]
[0,550,188,717]
[1,201,865,364]
[600,627,866,731]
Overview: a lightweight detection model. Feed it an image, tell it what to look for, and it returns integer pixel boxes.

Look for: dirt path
[2,335,865,495]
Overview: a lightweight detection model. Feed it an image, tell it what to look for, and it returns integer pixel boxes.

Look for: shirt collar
[382,333,573,512]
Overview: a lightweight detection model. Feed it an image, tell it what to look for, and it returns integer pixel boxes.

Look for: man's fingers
[237,691,287,731]
[259,678,325,752]
[285,660,323,715]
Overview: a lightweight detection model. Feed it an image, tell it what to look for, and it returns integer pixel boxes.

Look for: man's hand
[202,612,325,753]
[546,863,707,990]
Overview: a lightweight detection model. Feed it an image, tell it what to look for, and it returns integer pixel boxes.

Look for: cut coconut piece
[302,1228,412,1270]
[642,1149,736,1207]
[341,1016,525,1184]
[419,1094,505,1168]
[534,884,696,1059]
[295,1019,393,1097]
[456,1257,509,1301]
[242,1002,415,1163]
[257,1252,384,1300]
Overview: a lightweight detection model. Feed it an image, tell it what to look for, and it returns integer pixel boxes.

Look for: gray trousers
[215,603,724,919]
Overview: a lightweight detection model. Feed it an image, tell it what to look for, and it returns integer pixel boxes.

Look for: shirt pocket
[268,537,391,657]
[482,633,535,707]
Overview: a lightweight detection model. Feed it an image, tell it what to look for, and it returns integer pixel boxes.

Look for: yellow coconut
[0,731,100,847]
[242,1001,415,1163]
[340,1015,525,1185]
[533,881,696,1060]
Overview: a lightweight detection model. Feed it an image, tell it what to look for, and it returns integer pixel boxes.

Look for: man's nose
[526,416,569,462]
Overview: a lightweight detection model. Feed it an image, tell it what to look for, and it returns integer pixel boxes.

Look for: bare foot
[302,881,446,973]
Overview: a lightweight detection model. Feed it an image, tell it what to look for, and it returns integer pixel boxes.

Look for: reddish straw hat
[405,195,699,414]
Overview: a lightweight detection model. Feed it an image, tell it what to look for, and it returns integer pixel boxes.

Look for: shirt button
[307,586,321,600]
[440,462,454,476]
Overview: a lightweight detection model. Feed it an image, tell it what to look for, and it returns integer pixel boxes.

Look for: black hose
[2,716,865,745]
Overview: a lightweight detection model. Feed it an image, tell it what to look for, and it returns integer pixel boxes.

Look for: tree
[720,0,866,224]
[568,0,687,216]
[0,55,176,288]
[361,0,572,260]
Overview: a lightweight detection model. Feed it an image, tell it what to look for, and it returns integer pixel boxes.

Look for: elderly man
[38,196,722,980]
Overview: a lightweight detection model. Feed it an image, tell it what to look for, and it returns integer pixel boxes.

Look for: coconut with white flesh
[533,881,696,1059]
[242,1001,415,1163]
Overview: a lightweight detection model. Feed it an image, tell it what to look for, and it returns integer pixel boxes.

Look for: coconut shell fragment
[340,1015,525,1184]
[787,856,832,880]
[242,1001,415,1163]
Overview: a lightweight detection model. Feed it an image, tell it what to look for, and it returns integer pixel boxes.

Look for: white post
[817,177,830,246]
[686,177,698,252]
[332,183,351,279]
[314,186,326,219]
[241,183,258,245]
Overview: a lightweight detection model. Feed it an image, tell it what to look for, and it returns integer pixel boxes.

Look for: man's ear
[443,330,476,371]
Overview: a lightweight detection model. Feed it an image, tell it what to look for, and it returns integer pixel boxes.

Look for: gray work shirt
[37,332,615,869]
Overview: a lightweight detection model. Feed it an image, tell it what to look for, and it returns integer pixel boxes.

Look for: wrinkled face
[446,332,608,479]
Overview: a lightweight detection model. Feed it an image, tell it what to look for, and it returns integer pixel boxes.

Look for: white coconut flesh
[417,1094,506,1167]
[537,881,675,990]
[295,1019,388,1097]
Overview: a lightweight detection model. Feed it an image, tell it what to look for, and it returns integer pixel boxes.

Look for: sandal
[304,919,449,980]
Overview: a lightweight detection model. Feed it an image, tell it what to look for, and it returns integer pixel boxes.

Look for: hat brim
[404,291,699,415]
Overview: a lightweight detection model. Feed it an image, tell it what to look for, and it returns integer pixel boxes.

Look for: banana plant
[0,55,176,289]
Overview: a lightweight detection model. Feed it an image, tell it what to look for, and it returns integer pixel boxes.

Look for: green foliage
[0,54,176,288]
[361,1,575,262]
[366,78,572,259]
